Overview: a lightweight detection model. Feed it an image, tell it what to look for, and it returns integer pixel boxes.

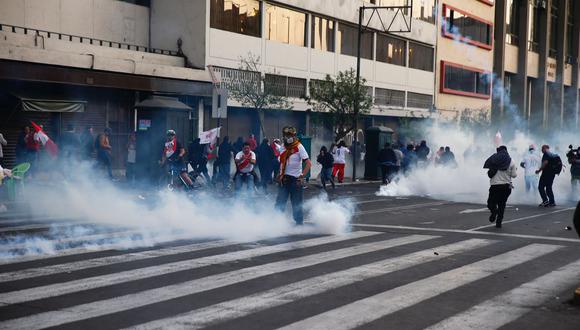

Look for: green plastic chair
[4,162,30,201]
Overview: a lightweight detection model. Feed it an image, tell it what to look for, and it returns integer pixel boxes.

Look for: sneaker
[546,203,556,207]
[489,212,497,223]
[538,201,549,207]
[495,222,502,228]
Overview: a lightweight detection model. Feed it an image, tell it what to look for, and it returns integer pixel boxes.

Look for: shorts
[169,160,187,173]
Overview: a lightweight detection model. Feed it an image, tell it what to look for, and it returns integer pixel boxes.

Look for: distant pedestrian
[434,146,445,164]
[256,138,275,191]
[233,136,244,154]
[393,144,404,173]
[271,139,282,180]
[402,144,418,172]
[567,146,580,194]
[0,132,7,167]
[80,125,95,160]
[416,140,430,164]
[378,142,398,184]
[216,136,234,188]
[317,146,335,190]
[484,146,517,228]
[247,134,257,151]
[520,144,541,193]
[440,146,457,167]
[96,127,114,180]
[331,141,350,183]
[536,144,560,207]
[234,142,257,193]
[126,132,137,184]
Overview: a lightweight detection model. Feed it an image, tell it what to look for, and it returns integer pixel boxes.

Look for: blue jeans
[321,167,333,187]
[97,150,113,179]
[235,172,255,192]
[275,175,304,224]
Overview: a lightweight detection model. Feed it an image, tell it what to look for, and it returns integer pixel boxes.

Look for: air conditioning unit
[566,56,579,65]
[535,0,547,9]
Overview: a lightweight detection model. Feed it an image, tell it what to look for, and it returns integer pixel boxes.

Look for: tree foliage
[307,69,372,142]
[227,53,291,137]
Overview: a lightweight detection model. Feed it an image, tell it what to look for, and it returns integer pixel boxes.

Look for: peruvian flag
[199,127,221,160]
[30,121,58,158]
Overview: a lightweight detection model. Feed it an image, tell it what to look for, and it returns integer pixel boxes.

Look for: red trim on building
[440,61,492,99]
[441,4,494,51]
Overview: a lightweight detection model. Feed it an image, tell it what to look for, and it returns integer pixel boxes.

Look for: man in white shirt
[485,145,517,228]
[331,141,350,183]
[275,126,312,225]
[234,142,257,192]
[520,144,541,193]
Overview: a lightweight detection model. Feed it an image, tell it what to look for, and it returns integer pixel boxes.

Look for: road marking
[0,234,436,330]
[427,258,580,330]
[0,231,380,305]
[277,243,562,330]
[467,207,575,231]
[0,239,230,283]
[129,238,493,330]
[353,223,580,243]
[459,208,488,214]
[0,222,98,233]
[355,202,449,216]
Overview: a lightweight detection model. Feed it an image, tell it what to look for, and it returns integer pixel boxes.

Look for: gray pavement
[0,182,579,329]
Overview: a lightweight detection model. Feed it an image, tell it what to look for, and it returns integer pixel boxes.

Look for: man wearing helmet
[275,126,311,225]
[160,130,194,189]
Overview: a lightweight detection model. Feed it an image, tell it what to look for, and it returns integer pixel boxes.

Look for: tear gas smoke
[377,125,579,206]
[0,161,354,259]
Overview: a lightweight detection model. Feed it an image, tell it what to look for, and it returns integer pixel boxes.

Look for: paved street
[0,183,579,329]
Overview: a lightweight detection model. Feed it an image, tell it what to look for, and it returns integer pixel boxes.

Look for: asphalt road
[0,182,579,329]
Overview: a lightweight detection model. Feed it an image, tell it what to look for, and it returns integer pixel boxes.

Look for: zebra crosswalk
[0,218,579,330]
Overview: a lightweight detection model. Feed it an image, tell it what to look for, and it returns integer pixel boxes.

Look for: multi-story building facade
[153,0,438,141]
[434,0,496,120]
[493,0,580,132]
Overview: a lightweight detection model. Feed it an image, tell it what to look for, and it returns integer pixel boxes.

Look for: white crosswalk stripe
[129,238,495,330]
[0,234,435,330]
[277,243,563,330]
[0,223,578,330]
[0,231,381,306]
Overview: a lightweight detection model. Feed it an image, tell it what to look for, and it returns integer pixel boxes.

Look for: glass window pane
[265,4,307,46]
[444,63,490,96]
[338,24,373,59]
[444,7,491,47]
[409,42,433,71]
[311,16,335,52]
[407,92,433,109]
[210,0,261,37]
[375,88,405,107]
[376,34,406,66]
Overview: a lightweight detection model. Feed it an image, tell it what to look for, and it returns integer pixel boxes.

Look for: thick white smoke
[1,161,354,259]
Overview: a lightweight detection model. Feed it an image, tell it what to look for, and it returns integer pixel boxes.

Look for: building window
[506,0,519,45]
[407,92,432,109]
[210,0,261,38]
[265,4,307,46]
[265,74,307,98]
[528,3,540,52]
[549,0,559,58]
[441,61,491,99]
[409,42,434,72]
[442,5,493,50]
[375,88,405,107]
[376,34,406,66]
[311,16,335,52]
[338,23,373,59]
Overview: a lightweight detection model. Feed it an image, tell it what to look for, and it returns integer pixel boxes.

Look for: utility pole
[353,7,364,182]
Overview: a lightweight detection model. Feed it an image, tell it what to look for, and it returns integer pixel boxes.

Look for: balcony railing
[0,23,179,56]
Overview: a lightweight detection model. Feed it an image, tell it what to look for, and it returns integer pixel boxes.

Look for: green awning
[21,98,86,113]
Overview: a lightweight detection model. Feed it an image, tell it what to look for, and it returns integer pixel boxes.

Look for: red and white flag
[199,127,221,160]
[30,121,58,158]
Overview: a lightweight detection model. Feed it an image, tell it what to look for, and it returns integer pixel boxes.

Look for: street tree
[307,69,372,142]
[227,53,291,138]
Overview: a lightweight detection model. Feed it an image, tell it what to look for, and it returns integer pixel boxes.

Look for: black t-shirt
[542,152,555,175]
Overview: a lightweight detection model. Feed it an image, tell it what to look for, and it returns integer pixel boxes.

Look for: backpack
[549,154,563,175]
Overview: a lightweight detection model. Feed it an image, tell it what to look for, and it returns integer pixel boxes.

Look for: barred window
[210,0,261,38]
[213,66,260,92]
[406,92,432,109]
[265,74,307,98]
[375,88,405,107]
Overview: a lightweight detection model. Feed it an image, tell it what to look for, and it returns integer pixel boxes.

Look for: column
[530,1,549,133]
[492,0,507,124]
[549,0,567,129]
[511,0,530,127]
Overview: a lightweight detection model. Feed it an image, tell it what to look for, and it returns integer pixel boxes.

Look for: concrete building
[493,0,580,133]
[152,0,438,142]
[433,0,496,120]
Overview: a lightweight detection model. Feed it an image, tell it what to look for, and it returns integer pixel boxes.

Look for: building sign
[138,119,151,131]
[547,62,557,79]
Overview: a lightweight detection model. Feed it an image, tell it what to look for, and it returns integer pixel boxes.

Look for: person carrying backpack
[535,144,560,207]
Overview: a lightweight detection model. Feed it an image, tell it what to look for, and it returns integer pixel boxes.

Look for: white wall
[0,0,149,46]
[150,0,207,68]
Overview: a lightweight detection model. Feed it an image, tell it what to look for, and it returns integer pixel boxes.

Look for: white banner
[199,127,221,145]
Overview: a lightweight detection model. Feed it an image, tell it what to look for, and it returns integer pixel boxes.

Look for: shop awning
[19,97,86,113]
[134,96,192,111]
